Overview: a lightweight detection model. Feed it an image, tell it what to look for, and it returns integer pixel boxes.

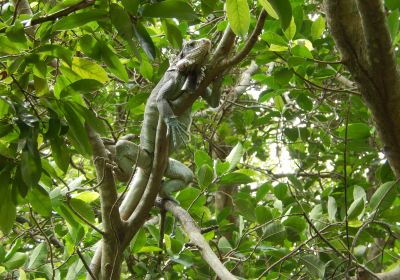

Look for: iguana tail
[115,139,153,220]
[119,168,150,220]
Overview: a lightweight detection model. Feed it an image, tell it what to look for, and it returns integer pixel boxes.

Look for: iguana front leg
[156,78,190,148]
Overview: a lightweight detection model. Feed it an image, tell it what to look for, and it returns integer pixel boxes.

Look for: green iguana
[116,39,219,219]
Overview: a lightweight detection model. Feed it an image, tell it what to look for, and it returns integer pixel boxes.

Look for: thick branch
[211,25,236,62]
[325,0,400,177]
[172,10,266,116]
[85,125,123,279]
[324,0,368,70]
[162,200,237,280]
[355,0,400,99]
[376,266,400,280]
[31,0,95,25]
[1,0,95,33]
[220,10,267,69]
[123,118,169,247]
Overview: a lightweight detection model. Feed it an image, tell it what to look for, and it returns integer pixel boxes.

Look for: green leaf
[258,0,278,19]
[311,16,326,40]
[18,268,26,280]
[50,134,69,173]
[71,102,106,135]
[0,35,26,55]
[296,94,313,111]
[52,10,108,30]
[235,198,256,221]
[255,206,273,224]
[27,243,47,270]
[100,42,129,82]
[0,197,16,234]
[197,164,213,188]
[300,255,326,279]
[338,123,370,139]
[132,22,156,60]
[269,0,292,30]
[217,237,232,254]
[219,172,253,185]
[273,183,288,200]
[62,102,92,156]
[121,0,139,15]
[369,181,398,212]
[61,79,104,98]
[176,187,205,208]
[327,196,337,222]
[385,0,400,10]
[73,191,99,203]
[348,198,364,220]
[214,160,230,176]
[141,0,197,20]
[261,31,288,46]
[194,150,212,168]
[35,45,73,66]
[131,228,146,253]
[268,44,288,52]
[28,185,52,217]
[138,246,162,253]
[139,59,153,80]
[162,20,183,49]
[283,18,296,40]
[283,216,306,232]
[21,144,42,188]
[70,57,109,83]
[264,222,287,243]
[388,9,399,41]
[291,45,313,59]
[70,198,96,223]
[6,21,27,43]
[79,35,102,60]
[226,0,250,37]
[274,95,285,112]
[226,142,244,172]
[110,3,134,42]
[3,253,27,270]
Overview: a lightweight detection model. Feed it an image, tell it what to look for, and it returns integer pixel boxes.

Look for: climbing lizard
[116,38,219,219]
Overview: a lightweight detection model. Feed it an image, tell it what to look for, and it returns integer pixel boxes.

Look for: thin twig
[29,206,55,280]
[77,248,98,280]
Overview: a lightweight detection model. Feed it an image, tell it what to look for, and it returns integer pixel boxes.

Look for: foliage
[0,0,399,279]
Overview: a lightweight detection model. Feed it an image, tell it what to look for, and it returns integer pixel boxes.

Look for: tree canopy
[0,0,399,279]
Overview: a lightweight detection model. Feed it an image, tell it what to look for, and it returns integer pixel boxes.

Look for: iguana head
[176,38,211,72]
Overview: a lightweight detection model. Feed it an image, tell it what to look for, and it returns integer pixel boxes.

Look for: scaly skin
[117,39,214,219]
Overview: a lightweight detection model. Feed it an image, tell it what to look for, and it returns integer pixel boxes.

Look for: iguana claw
[165,116,189,147]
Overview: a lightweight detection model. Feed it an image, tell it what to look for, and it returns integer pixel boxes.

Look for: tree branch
[355,0,399,98]
[123,118,169,248]
[161,200,237,280]
[85,124,123,279]
[1,0,95,33]
[30,0,95,26]
[325,0,400,177]
[220,10,267,69]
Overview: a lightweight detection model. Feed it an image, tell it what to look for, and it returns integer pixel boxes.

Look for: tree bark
[325,0,400,177]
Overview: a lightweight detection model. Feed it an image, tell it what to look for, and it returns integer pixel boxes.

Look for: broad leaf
[300,255,326,279]
[100,42,129,82]
[141,0,197,20]
[269,0,292,30]
[226,0,250,37]
[369,181,398,212]
[226,142,244,172]
[53,10,108,30]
